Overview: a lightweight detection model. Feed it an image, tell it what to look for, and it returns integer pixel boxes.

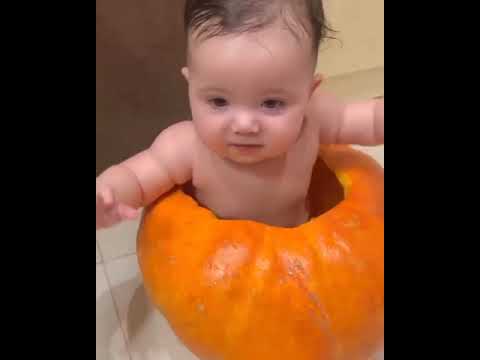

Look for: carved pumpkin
[137,145,384,360]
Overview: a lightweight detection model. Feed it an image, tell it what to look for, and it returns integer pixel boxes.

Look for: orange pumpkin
[137,145,384,360]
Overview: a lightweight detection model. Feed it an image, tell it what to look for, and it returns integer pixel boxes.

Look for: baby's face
[184,21,318,164]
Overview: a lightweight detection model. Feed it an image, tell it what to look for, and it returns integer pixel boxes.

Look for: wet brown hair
[184,0,334,56]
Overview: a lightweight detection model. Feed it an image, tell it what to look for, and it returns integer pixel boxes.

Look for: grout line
[103,250,137,265]
[96,240,104,264]
[101,263,133,360]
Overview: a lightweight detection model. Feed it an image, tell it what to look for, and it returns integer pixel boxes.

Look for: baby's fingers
[117,204,141,220]
[98,186,115,209]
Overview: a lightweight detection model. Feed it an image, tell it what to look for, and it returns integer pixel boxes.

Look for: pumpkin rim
[153,145,383,231]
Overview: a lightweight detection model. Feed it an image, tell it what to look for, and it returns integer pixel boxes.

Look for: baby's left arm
[307,89,384,146]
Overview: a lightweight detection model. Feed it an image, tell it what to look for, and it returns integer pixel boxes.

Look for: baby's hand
[96,185,140,230]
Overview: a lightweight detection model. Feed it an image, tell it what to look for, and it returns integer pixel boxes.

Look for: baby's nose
[231,112,260,134]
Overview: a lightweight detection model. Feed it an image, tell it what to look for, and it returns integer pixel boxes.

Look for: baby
[96,0,384,229]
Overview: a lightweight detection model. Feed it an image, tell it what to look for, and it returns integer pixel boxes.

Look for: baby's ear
[181,67,190,82]
[310,73,324,95]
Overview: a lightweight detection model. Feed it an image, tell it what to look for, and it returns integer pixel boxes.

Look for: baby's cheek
[276,116,304,141]
[195,117,226,149]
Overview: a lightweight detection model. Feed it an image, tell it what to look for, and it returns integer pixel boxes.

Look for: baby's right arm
[96,121,194,230]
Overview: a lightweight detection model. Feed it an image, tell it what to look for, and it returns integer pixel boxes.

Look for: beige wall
[317,0,384,99]
[316,1,384,167]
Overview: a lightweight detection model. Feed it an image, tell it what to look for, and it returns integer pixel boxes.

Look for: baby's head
[182,0,331,164]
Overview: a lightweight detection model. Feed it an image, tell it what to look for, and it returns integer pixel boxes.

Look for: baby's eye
[208,97,229,108]
[262,99,285,110]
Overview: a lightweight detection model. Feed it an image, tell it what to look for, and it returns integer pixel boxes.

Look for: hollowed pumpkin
[137,145,384,360]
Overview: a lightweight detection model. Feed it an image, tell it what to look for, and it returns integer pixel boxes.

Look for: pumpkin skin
[137,145,384,360]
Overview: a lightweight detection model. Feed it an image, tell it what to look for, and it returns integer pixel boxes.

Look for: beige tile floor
[96,145,384,360]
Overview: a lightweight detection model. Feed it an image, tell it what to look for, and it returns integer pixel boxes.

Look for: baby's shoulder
[152,120,196,147]
[160,120,195,138]
[148,120,197,165]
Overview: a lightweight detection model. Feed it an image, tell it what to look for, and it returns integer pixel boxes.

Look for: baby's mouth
[229,144,263,147]
[228,143,264,152]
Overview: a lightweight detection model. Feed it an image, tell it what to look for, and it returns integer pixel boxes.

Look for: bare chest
[191,129,319,224]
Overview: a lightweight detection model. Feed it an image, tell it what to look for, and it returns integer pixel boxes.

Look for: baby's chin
[226,155,266,165]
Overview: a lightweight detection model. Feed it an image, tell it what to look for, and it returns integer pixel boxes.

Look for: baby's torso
[191,119,320,227]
